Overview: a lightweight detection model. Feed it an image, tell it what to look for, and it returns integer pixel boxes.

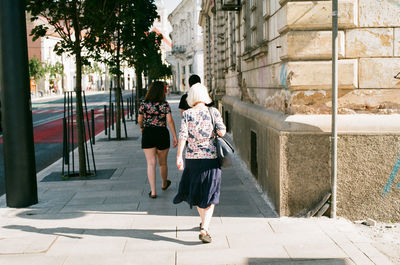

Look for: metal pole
[91,109,95,144]
[67,92,70,176]
[82,91,91,174]
[62,92,66,175]
[70,92,75,173]
[108,89,112,139]
[111,102,114,130]
[127,97,130,119]
[331,0,339,218]
[104,105,107,135]
[0,0,38,207]
[135,89,139,124]
[120,89,128,138]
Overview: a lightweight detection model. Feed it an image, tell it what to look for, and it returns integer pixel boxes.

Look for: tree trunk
[72,1,87,177]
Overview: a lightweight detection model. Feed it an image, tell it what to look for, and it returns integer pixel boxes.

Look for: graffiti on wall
[382,155,400,196]
[280,63,289,90]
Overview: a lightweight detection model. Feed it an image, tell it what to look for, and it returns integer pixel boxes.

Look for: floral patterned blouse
[138,100,171,128]
[179,106,226,159]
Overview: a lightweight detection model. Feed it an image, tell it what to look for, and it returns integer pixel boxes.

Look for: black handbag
[208,108,234,168]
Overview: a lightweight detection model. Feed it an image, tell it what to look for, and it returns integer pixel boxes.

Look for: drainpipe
[331,0,339,219]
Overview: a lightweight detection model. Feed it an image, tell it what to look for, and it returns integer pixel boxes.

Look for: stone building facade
[168,0,204,92]
[200,0,400,221]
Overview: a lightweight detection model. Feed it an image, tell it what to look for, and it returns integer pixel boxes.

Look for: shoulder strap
[208,107,216,133]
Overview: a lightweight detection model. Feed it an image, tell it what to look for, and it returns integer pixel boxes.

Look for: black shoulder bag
[208,108,234,168]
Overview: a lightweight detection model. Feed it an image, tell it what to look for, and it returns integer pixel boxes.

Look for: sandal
[161,179,171,190]
[148,191,157,199]
[199,229,212,243]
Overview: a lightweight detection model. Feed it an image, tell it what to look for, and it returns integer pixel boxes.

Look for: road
[0,90,136,197]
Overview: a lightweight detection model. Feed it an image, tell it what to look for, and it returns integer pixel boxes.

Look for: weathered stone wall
[337,134,400,221]
[237,0,400,115]
[223,96,400,221]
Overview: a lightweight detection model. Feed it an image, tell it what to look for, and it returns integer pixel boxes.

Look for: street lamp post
[331,0,339,218]
[0,0,38,207]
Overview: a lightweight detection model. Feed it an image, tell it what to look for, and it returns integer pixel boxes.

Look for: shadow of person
[3,224,202,246]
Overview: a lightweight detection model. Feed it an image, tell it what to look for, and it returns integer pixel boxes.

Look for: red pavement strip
[0,108,123,144]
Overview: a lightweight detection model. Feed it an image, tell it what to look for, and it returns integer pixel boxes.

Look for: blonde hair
[186,83,212,107]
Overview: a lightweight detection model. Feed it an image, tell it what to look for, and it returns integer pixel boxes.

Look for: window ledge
[243,44,268,61]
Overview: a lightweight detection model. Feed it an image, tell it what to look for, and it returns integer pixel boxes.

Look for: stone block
[346,28,393,57]
[278,0,357,32]
[281,31,345,60]
[395,28,400,57]
[359,58,400,88]
[270,0,282,16]
[359,0,400,27]
[268,13,280,41]
[284,60,358,90]
[242,63,282,90]
[267,37,283,64]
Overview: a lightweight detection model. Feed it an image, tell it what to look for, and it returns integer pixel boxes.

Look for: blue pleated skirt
[173,158,222,209]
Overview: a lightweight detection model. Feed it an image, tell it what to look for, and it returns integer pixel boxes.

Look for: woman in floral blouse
[138,81,177,199]
[173,83,226,243]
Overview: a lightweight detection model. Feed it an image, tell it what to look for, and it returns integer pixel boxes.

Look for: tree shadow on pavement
[3,224,203,246]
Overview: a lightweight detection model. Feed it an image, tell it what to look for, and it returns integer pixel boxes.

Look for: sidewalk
[0,95,394,265]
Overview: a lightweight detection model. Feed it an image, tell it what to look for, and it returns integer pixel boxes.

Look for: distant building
[26,14,135,96]
[151,0,172,86]
[168,0,204,92]
[26,15,75,95]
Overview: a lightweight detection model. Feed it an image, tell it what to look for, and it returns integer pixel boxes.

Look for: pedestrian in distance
[138,81,178,199]
[173,83,226,243]
[179,74,207,116]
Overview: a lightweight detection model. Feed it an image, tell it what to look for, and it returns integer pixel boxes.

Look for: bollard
[104,105,107,135]
[63,117,68,165]
[111,102,114,130]
[131,97,135,120]
[127,98,130,119]
[91,109,95,145]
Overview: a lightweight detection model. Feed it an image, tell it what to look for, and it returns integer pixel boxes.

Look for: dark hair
[189,74,201,87]
[145,81,165,102]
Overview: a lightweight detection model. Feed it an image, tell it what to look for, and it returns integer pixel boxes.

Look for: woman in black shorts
[138,81,177,198]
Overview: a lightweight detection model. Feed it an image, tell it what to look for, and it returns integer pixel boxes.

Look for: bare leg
[143,148,157,196]
[197,207,205,228]
[202,204,215,232]
[156,148,169,187]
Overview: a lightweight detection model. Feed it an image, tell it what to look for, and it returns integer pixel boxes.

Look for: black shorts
[141,126,170,150]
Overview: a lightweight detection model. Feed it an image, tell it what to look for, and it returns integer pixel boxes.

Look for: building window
[230,12,237,67]
[251,130,258,178]
[189,64,193,73]
[262,0,268,17]
[249,0,257,48]
[263,0,269,40]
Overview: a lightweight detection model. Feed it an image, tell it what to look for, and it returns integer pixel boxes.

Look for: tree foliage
[142,32,172,81]
[28,58,46,80]
[46,61,64,79]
